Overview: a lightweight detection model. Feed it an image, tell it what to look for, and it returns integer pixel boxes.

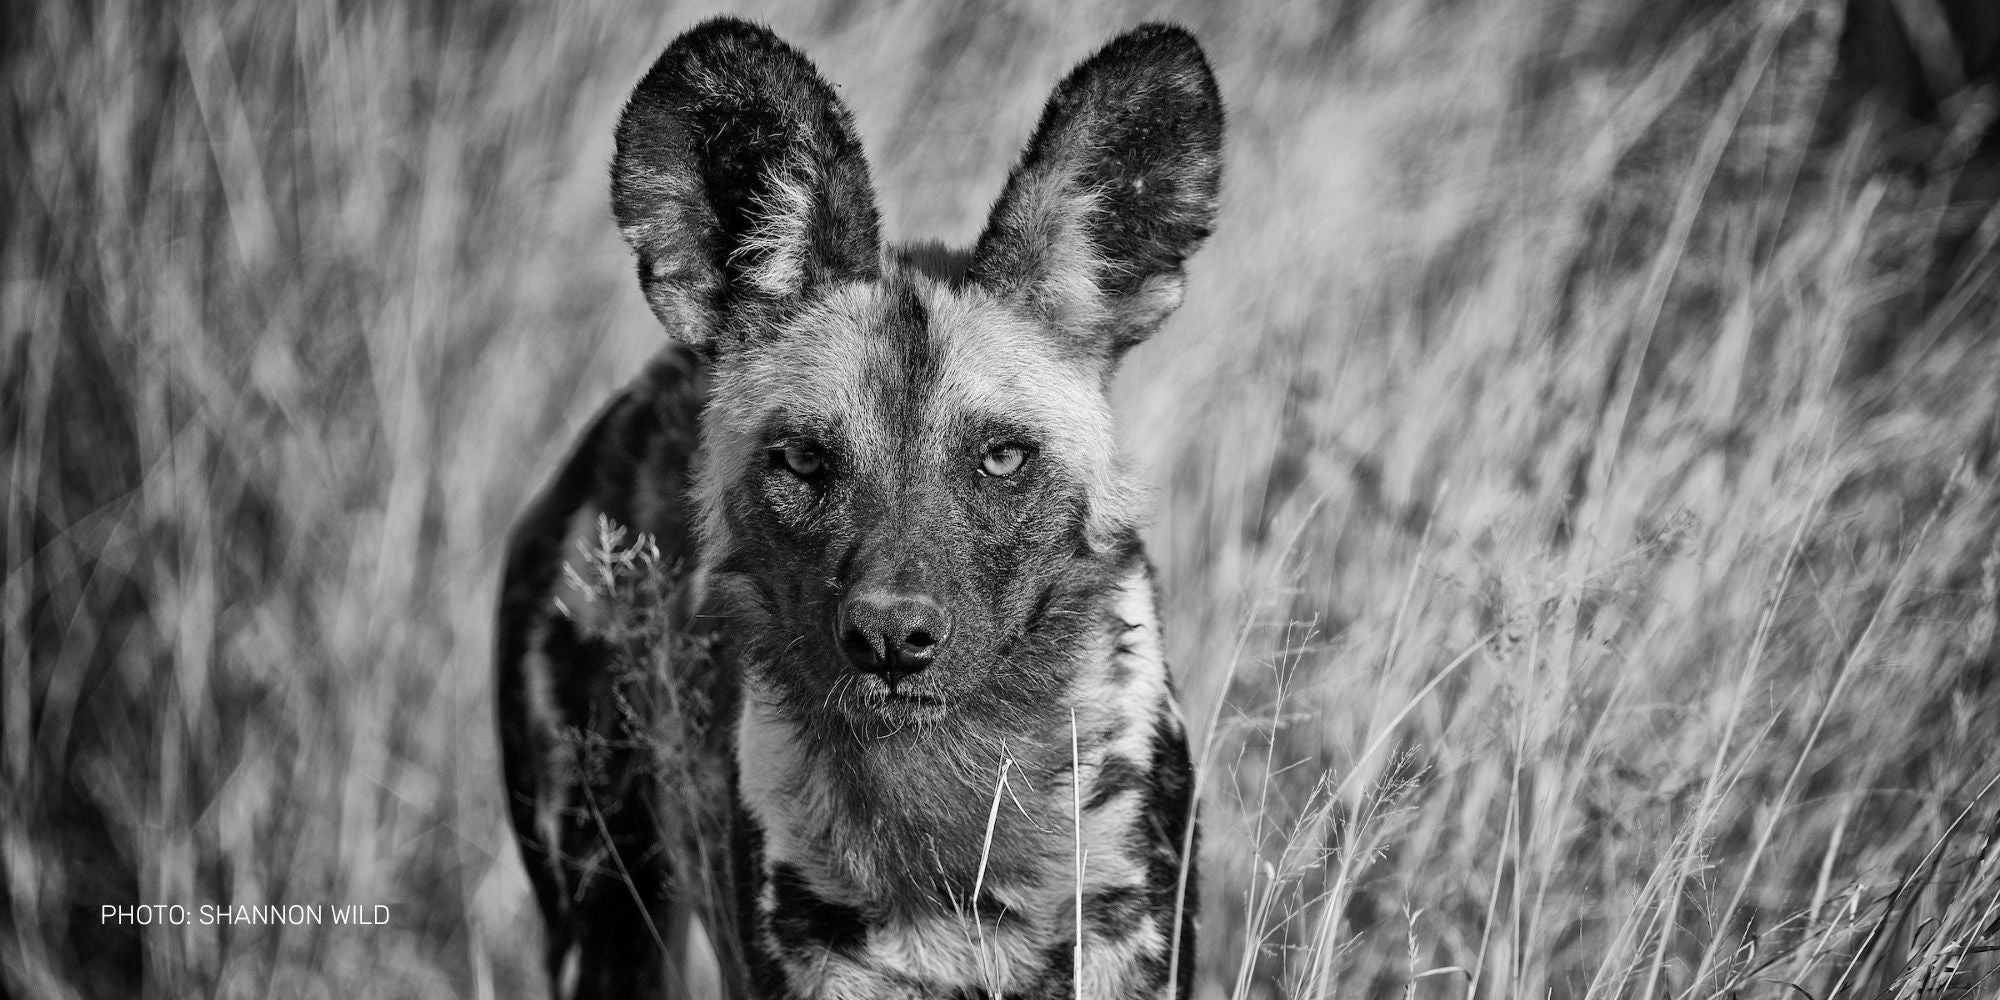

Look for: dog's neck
[733,563,1175,917]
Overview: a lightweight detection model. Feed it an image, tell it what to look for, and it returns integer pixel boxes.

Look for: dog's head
[611,18,1221,732]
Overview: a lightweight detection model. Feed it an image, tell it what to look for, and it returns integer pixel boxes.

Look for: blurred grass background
[6,0,2000,997]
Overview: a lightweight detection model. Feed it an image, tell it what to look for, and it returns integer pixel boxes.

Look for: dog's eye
[774,442,825,478]
[980,443,1030,478]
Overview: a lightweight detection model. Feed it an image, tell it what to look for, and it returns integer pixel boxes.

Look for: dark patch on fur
[1106,658,1134,687]
[1086,754,1144,811]
[735,808,793,1000]
[1137,709,1199,997]
[1025,938,1081,1000]
[1082,884,1147,940]
[897,240,973,286]
[972,891,1011,923]
[768,864,869,954]
[871,278,938,434]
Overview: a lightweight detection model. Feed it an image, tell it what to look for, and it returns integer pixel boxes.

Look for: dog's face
[610,19,1222,731]
[700,273,1129,727]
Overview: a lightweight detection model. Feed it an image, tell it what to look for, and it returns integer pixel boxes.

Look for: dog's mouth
[840,671,953,726]
[851,671,943,703]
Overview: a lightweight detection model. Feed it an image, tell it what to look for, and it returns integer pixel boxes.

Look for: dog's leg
[495,347,739,999]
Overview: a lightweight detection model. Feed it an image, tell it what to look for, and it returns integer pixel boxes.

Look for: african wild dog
[496,17,1223,999]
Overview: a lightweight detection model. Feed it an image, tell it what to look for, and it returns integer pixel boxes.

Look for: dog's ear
[970,24,1223,364]
[613,18,882,354]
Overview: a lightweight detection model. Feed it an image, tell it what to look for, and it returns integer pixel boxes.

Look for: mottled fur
[498,17,1222,1000]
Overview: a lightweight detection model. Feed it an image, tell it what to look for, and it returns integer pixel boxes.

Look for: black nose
[840,589,950,680]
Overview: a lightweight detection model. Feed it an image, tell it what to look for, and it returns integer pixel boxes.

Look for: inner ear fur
[612,17,882,352]
[970,23,1224,360]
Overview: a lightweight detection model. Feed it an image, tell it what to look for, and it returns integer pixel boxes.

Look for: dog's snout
[840,589,951,679]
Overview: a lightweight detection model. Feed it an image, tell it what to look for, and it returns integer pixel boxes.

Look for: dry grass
[6,0,1999,997]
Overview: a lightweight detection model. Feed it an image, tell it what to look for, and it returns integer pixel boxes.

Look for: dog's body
[497,19,1222,999]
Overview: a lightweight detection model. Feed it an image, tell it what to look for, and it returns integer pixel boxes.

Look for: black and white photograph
[7,1,2000,997]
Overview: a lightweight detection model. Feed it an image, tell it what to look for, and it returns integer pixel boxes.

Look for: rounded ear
[612,18,882,354]
[969,24,1224,362]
